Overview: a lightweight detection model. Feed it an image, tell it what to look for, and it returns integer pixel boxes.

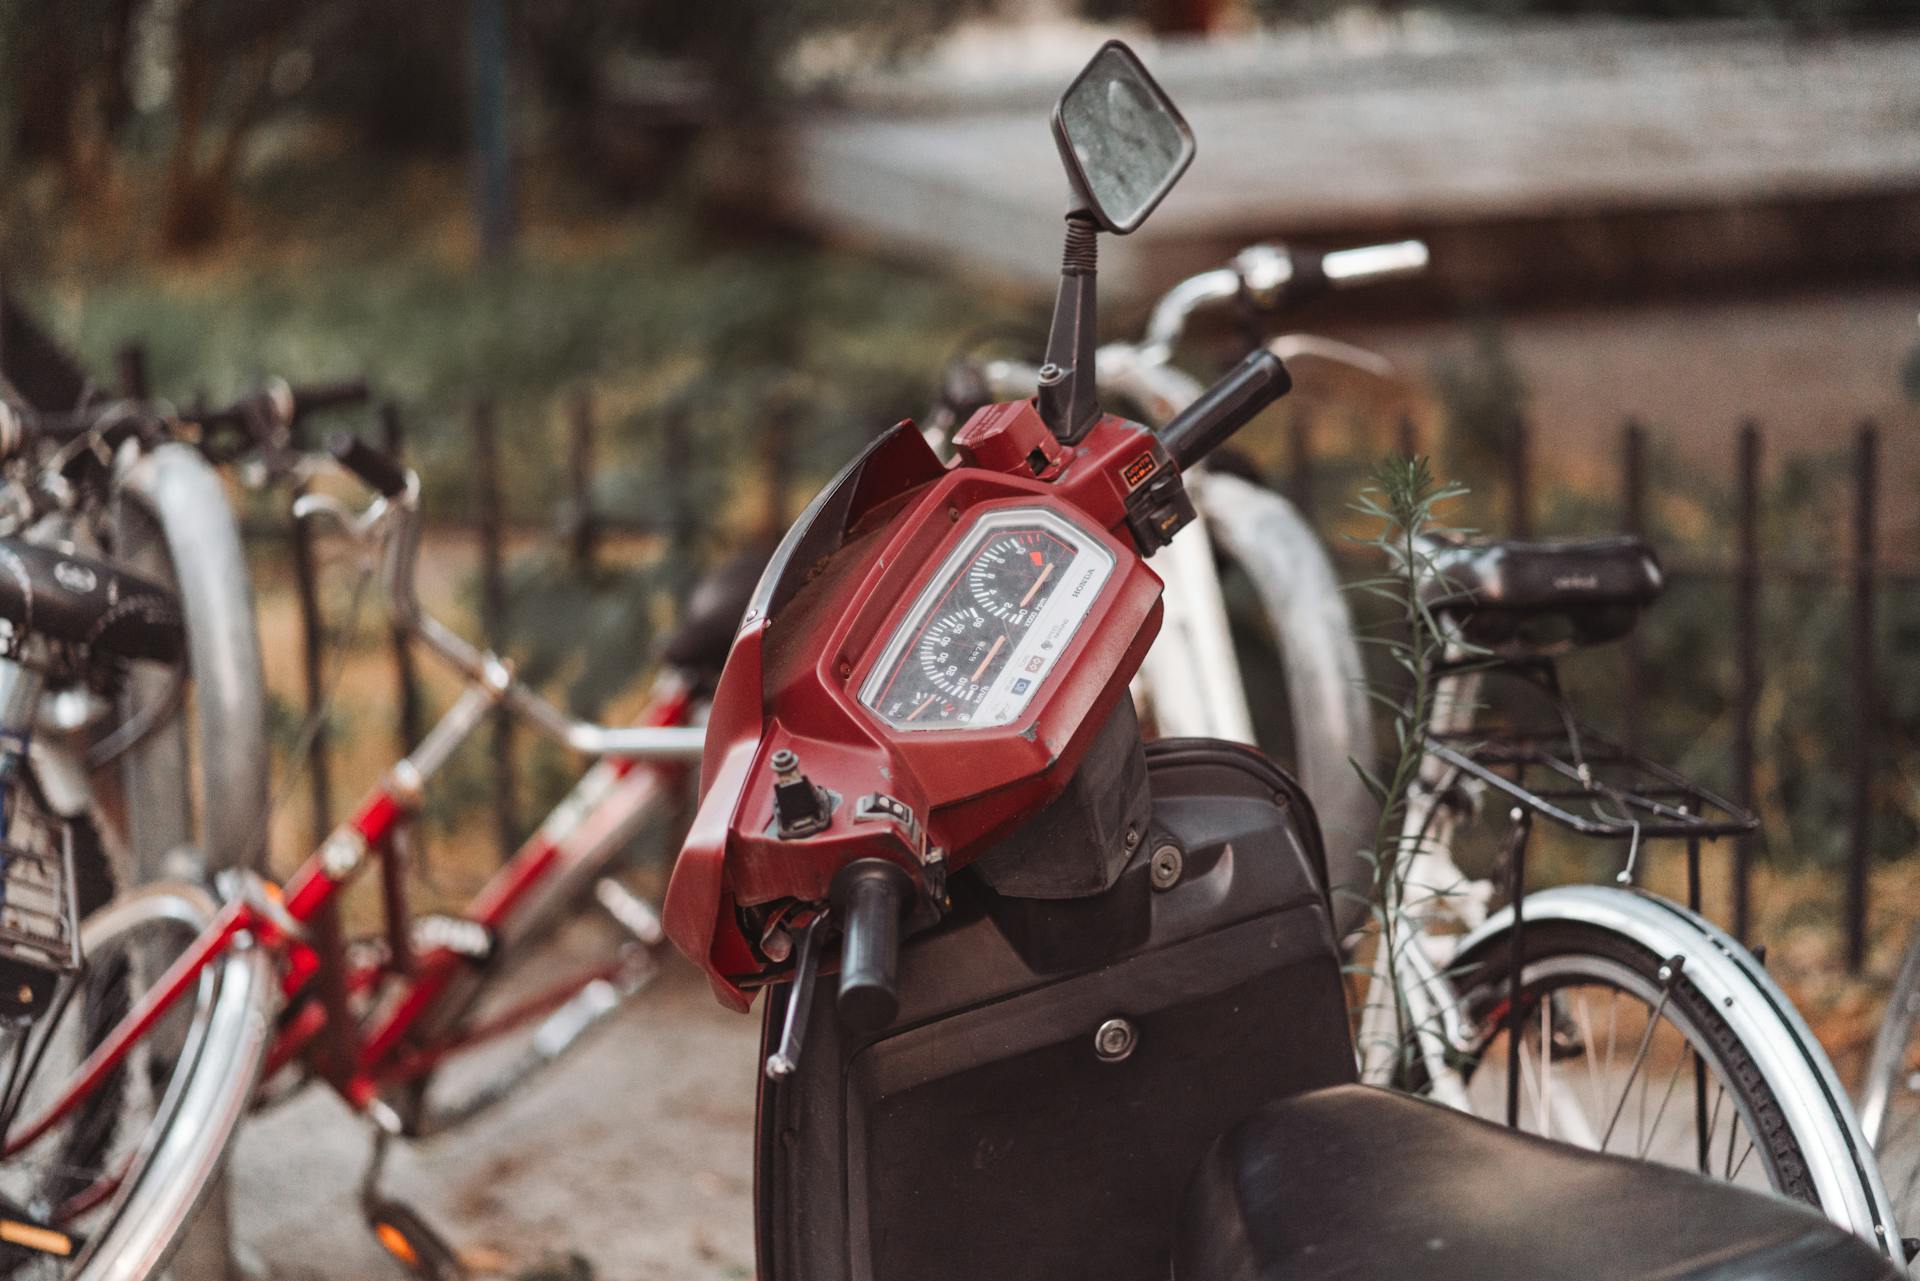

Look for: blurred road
[233,957,760,1281]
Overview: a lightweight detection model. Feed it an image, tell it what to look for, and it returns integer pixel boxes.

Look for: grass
[16,157,1029,519]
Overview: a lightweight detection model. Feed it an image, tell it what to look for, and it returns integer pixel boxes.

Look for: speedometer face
[860,508,1115,732]
[968,529,1074,627]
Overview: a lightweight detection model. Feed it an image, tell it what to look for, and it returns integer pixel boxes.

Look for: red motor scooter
[662,41,1897,1281]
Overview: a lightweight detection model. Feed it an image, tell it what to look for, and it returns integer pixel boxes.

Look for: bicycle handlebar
[326,431,409,498]
[312,446,702,764]
[0,378,373,467]
[1141,238,1427,361]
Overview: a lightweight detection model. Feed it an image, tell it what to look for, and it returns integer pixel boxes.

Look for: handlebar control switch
[769,749,833,839]
[832,859,915,1033]
[1122,465,1197,553]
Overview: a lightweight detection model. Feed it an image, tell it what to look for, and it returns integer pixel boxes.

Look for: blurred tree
[159,0,316,248]
[298,1,470,155]
[515,0,995,196]
[0,0,139,195]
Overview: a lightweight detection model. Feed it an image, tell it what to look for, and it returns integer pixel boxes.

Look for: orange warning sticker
[1121,452,1157,491]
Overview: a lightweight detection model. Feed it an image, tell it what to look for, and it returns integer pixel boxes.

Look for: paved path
[232,959,760,1281]
[777,22,1920,296]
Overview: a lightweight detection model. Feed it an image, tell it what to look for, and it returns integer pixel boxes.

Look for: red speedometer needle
[971,635,1007,683]
[1020,562,1055,609]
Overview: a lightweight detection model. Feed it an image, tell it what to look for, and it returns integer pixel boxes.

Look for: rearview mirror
[1051,41,1195,236]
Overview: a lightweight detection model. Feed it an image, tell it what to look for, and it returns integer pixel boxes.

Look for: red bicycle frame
[5,668,697,1165]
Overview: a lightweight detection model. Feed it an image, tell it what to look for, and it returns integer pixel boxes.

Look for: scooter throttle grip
[325,431,410,498]
[1159,348,1292,471]
[832,859,913,1034]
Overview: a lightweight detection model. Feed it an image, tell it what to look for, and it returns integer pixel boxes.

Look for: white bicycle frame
[961,335,1382,930]
[1349,650,1899,1248]
[948,261,1899,1248]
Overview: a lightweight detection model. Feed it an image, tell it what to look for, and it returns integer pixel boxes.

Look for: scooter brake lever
[765,908,833,1081]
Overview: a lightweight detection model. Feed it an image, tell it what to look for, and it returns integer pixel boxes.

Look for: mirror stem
[1037,212,1100,444]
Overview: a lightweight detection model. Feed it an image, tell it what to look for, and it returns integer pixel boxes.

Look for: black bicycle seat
[0,539,184,666]
[660,544,770,681]
[1175,1085,1898,1281]
[1421,534,1663,653]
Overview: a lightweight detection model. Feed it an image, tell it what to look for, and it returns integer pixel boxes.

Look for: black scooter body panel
[755,737,1354,1281]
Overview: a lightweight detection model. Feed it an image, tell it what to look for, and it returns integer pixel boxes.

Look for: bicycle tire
[1194,472,1377,937]
[1,881,275,1281]
[1444,888,1897,1255]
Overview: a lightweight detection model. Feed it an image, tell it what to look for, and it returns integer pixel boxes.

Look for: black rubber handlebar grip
[1159,348,1293,472]
[289,380,371,418]
[832,859,914,1033]
[325,430,410,498]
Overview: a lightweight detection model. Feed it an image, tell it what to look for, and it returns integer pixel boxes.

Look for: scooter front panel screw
[1094,1017,1137,1063]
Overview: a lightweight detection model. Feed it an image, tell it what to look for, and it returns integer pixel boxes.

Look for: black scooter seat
[1175,1085,1899,1281]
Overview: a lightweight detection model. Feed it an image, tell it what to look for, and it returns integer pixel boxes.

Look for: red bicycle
[0,404,712,1281]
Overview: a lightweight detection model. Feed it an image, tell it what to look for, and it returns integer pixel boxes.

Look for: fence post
[663,403,697,602]
[287,427,333,850]
[115,343,149,400]
[1847,422,1878,973]
[474,400,518,860]
[567,390,598,576]
[1620,419,1647,755]
[1733,422,1761,944]
[381,404,424,758]
[765,393,795,538]
[1287,408,1313,520]
[1509,415,1533,537]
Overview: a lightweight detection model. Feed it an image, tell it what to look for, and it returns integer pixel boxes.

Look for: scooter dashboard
[857,507,1115,733]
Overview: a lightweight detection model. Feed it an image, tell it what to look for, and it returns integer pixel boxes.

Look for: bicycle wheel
[0,880,273,1281]
[1439,890,1897,1255]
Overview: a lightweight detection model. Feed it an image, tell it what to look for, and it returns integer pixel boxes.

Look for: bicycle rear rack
[1424,723,1757,842]
[0,833,82,1022]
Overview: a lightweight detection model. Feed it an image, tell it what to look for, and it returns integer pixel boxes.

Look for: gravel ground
[232,957,760,1281]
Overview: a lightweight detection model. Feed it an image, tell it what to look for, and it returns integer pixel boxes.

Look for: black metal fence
[1285,409,1899,971]
[76,327,1917,974]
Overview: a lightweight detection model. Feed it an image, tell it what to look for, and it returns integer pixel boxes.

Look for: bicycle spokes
[1477,983,1765,1188]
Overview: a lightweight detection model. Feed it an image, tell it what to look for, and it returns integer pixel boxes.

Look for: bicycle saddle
[1421,534,1663,654]
[1175,1085,1899,1281]
[660,543,770,682]
[0,539,184,665]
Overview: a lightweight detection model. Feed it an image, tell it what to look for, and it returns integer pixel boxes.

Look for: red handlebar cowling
[662,404,1170,1009]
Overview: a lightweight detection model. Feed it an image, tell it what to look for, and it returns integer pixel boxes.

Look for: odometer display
[860,509,1115,732]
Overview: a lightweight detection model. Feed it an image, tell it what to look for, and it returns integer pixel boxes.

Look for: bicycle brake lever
[765,908,832,1081]
[1265,334,1397,381]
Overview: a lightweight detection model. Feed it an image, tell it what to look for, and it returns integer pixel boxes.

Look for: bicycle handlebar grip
[290,380,371,419]
[1322,240,1429,288]
[832,859,913,1034]
[325,430,410,498]
[1159,348,1292,472]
